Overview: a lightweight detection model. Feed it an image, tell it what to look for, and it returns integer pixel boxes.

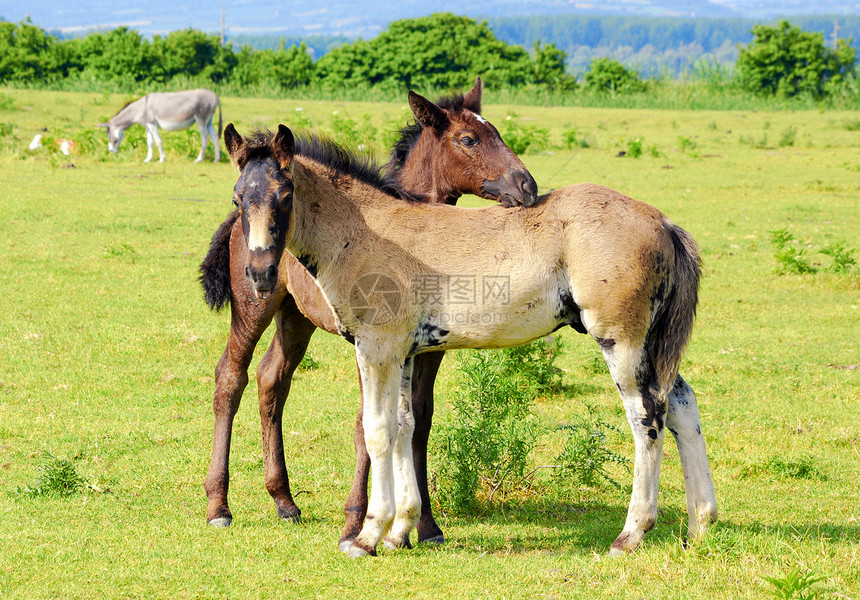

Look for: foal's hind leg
[256,298,316,523]
[666,375,717,544]
[203,293,281,526]
[601,341,667,555]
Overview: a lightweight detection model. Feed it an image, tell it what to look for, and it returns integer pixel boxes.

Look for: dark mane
[386,92,468,177]
[243,129,414,201]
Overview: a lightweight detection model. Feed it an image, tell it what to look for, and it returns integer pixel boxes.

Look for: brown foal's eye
[460,136,476,147]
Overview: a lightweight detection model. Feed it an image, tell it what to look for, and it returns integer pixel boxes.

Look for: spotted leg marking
[666,375,717,544]
[602,341,666,555]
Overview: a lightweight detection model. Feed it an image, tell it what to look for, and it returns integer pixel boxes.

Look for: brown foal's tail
[199,209,239,311]
[649,219,702,392]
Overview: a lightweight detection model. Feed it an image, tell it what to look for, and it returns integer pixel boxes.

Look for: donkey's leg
[601,341,667,555]
[144,126,155,163]
[203,296,280,527]
[412,351,445,544]
[195,119,208,163]
[349,349,418,557]
[384,357,420,549]
[149,124,166,163]
[208,121,220,162]
[257,298,316,523]
[666,375,717,544]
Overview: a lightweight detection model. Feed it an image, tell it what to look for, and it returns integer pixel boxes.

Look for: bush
[584,58,645,94]
[737,20,858,99]
[432,337,563,513]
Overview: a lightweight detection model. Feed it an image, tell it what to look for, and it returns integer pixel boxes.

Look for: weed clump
[19,452,86,497]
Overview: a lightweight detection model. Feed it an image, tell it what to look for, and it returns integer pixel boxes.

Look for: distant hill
[5,0,860,39]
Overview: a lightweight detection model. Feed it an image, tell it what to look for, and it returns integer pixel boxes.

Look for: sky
[2,0,858,38]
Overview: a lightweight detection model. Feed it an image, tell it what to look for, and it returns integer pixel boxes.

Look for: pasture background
[0,89,857,599]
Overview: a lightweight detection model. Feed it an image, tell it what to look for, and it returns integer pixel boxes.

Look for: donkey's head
[223,123,295,300]
[391,77,537,207]
[98,120,124,153]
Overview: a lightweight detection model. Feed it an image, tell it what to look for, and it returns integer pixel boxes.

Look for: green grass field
[0,89,857,599]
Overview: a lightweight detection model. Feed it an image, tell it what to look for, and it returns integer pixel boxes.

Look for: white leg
[196,121,208,163]
[602,342,665,555]
[349,345,415,557]
[144,128,154,163]
[154,129,165,163]
[384,358,420,549]
[208,122,220,162]
[666,375,717,544]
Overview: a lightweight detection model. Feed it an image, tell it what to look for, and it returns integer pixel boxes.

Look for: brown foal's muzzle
[482,168,539,207]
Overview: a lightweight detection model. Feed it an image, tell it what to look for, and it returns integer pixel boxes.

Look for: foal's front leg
[257,298,317,523]
[338,351,444,551]
[203,283,282,526]
[348,349,420,557]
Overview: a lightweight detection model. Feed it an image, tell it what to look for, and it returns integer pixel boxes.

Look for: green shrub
[626,137,643,158]
[502,115,549,155]
[432,337,563,513]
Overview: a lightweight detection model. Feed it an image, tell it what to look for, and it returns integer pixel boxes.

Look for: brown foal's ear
[408,90,449,133]
[224,123,245,165]
[272,124,295,171]
[463,76,483,114]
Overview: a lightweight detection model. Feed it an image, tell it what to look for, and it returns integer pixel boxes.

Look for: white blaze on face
[470,111,487,125]
[247,203,276,251]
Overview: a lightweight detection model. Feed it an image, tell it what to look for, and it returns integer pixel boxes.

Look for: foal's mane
[242,129,412,200]
[387,92,468,175]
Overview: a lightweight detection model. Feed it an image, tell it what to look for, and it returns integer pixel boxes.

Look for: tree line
[0,12,856,101]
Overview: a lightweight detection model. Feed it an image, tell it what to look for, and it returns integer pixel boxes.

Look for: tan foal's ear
[224,123,245,165]
[463,76,483,114]
[272,124,295,171]
[408,90,449,133]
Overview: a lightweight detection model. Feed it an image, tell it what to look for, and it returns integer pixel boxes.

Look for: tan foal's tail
[649,219,701,392]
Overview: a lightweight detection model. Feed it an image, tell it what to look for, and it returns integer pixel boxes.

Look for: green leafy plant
[779,126,797,147]
[298,350,320,371]
[432,338,563,513]
[626,137,643,158]
[761,568,827,600]
[770,228,815,274]
[502,115,549,155]
[820,240,856,273]
[678,135,697,153]
[562,127,589,149]
[19,452,86,497]
[553,404,629,490]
